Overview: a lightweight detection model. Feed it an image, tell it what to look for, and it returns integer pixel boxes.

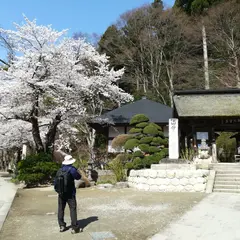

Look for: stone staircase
[213,163,240,193]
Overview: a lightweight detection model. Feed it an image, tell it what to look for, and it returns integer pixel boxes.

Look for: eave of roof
[174,91,240,117]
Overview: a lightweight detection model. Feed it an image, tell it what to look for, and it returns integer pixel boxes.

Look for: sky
[0,0,174,59]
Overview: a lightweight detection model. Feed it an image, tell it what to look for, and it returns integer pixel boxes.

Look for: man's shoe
[60,226,67,232]
[71,228,82,234]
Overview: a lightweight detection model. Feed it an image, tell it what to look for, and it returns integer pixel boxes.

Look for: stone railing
[128,168,210,192]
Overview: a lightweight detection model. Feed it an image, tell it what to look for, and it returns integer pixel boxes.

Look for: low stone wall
[128,168,210,192]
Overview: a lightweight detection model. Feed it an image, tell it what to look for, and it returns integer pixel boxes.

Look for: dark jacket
[54,165,81,196]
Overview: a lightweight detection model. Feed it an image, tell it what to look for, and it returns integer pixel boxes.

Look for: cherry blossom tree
[0,16,133,153]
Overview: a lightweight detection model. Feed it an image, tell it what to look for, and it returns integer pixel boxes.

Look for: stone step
[214,181,240,185]
[213,189,240,193]
[212,163,240,167]
[216,171,240,174]
[215,177,240,182]
[214,185,240,190]
[212,164,240,170]
[215,174,240,178]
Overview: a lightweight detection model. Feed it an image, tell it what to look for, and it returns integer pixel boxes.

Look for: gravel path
[150,193,240,240]
[0,187,205,240]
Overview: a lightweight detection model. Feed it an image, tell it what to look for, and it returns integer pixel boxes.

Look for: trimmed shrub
[216,132,236,162]
[17,153,60,187]
[139,136,153,144]
[162,138,169,147]
[149,146,160,153]
[145,154,160,167]
[130,114,149,125]
[125,162,134,171]
[124,139,139,150]
[136,122,149,128]
[129,128,142,134]
[143,123,159,135]
[162,148,169,156]
[122,114,168,170]
[135,134,144,139]
[139,144,150,152]
[151,123,162,131]
[133,150,144,158]
[132,157,145,169]
[151,137,164,145]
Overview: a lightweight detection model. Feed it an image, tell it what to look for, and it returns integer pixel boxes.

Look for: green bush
[145,154,160,167]
[129,128,142,134]
[135,134,144,139]
[108,156,126,182]
[149,146,160,153]
[17,153,60,187]
[133,150,144,158]
[139,144,150,152]
[151,137,164,145]
[122,114,168,170]
[143,123,159,135]
[140,136,153,144]
[162,148,169,156]
[130,114,149,125]
[136,122,149,128]
[132,157,145,169]
[216,132,236,162]
[124,139,139,150]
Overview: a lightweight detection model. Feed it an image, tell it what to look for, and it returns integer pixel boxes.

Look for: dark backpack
[55,168,74,197]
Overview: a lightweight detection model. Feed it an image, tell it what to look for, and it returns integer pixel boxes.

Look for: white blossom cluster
[0,16,133,150]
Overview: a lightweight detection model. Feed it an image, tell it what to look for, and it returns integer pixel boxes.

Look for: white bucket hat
[62,155,76,165]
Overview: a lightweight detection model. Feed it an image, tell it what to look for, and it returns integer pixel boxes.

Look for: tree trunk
[86,128,96,164]
[31,117,44,152]
[202,23,210,90]
[234,52,240,88]
[45,114,61,154]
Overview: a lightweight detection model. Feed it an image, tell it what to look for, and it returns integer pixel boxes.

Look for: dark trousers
[58,195,78,230]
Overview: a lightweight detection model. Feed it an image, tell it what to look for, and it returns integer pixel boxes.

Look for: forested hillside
[98,0,240,106]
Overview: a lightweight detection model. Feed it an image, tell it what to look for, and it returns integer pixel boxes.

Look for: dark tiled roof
[98,98,172,124]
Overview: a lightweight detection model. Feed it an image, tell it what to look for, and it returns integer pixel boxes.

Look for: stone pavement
[0,173,17,232]
[150,192,240,240]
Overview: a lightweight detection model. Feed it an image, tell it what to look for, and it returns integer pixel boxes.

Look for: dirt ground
[0,187,206,240]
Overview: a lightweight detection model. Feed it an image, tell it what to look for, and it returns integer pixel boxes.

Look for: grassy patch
[97,175,117,185]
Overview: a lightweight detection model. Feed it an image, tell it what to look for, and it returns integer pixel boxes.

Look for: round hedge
[139,136,153,144]
[130,114,149,125]
[139,144,150,152]
[133,150,144,158]
[135,134,144,139]
[163,139,169,147]
[162,148,169,156]
[151,137,165,146]
[129,128,142,134]
[136,122,149,128]
[152,123,162,131]
[149,146,160,153]
[132,157,144,169]
[143,123,160,135]
[124,139,139,150]
[125,162,134,170]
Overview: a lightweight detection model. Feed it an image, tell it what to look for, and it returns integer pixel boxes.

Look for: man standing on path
[54,155,81,234]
